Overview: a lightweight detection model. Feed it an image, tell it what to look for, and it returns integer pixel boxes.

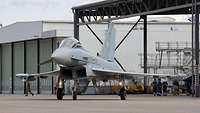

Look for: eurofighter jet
[17,22,177,100]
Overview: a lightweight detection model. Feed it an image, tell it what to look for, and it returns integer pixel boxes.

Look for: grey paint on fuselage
[51,44,121,77]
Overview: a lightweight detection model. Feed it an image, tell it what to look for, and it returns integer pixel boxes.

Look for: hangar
[0,21,71,94]
[0,0,199,96]
[72,0,200,96]
[0,20,192,95]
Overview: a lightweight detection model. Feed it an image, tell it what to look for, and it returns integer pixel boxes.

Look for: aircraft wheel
[72,91,77,100]
[120,94,126,100]
[57,88,64,100]
[119,87,126,100]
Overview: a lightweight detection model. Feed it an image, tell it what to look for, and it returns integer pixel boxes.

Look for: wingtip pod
[16,73,37,82]
[16,74,29,82]
[16,73,29,77]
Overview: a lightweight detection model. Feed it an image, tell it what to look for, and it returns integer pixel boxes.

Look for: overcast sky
[0,0,190,26]
[0,0,103,25]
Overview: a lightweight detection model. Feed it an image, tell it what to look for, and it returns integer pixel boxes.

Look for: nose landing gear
[72,87,77,100]
[119,86,127,100]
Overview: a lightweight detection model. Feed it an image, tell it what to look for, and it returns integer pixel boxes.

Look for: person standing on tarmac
[152,78,157,96]
[162,81,168,96]
[173,80,179,96]
[157,78,162,96]
[25,81,34,96]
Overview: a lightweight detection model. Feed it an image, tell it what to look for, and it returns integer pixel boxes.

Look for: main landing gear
[72,87,77,100]
[119,86,127,100]
[118,80,127,100]
[57,88,64,100]
[57,79,65,100]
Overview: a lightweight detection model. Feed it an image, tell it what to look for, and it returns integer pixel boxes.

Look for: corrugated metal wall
[1,44,12,94]
[39,39,53,94]
[0,38,59,94]
[13,42,24,94]
[0,45,2,93]
[26,40,38,94]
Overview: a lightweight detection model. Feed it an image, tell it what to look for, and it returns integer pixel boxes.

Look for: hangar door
[39,39,53,94]
[26,40,38,94]
[1,44,12,94]
[13,42,24,94]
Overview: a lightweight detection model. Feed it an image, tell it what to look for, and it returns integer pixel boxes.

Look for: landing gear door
[84,65,95,77]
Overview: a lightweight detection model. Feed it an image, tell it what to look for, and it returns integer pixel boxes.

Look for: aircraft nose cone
[51,49,65,64]
[51,50,58,59]
[51,52,57,60]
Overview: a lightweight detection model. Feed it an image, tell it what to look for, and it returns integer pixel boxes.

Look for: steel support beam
[192,0,195,97]
[74,10,80,40]
[194,0,199,97]
[159,51,163,68]
[24,41,27,94]
[11,43,14,94]
[142,15,148,73]
[37,39,40,94]
[85,24,103,44]
[142,15,148,93]
[73,0,199,24]
[0,45,2,94]
[114,58,126,72]
[51,38,54,94]
[115,17,141,51]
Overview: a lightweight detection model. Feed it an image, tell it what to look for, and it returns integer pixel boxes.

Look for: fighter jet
[16,22,177,100]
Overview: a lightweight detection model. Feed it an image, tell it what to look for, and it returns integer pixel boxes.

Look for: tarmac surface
[0,94,200,113]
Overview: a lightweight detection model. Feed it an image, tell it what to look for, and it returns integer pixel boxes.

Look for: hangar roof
[72,0,197,24]
[0,20,193,44]
[0,21,73,44]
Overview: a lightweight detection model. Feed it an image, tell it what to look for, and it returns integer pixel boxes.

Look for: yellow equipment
[111,84,145,94]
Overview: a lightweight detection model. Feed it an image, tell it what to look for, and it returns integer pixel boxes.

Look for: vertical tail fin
[99,22,116,62]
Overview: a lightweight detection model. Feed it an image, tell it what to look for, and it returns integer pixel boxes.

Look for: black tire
[72,91,77,100]
[119,87,126,100]
[120,95,126,100]
[57,88,64,100]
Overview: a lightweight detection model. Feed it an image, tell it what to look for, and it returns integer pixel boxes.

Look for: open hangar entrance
[72,0,200,97]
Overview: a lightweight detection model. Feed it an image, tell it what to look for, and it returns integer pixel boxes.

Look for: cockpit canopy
[59,38,82,48]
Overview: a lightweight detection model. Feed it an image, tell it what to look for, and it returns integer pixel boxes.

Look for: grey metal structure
[72,0,200,96]
[0,39,59,95]
[72,0,198,24]
[194,0,199,97]
[0,21,70,95]
[139,41,194,74]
